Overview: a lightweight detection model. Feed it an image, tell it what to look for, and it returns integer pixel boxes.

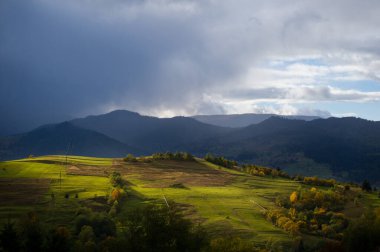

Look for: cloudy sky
[1,0,380,134]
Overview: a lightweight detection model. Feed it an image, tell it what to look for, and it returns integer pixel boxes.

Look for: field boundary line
[250,199,267,211]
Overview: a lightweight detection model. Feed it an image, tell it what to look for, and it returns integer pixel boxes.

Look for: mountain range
[1,110,379,184]
[71,110,231,152]
[192,113,320,128]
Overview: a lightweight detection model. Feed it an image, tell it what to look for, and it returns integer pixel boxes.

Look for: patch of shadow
[23,160,64,165]
[81,196,110,212]
[168,183,189,189]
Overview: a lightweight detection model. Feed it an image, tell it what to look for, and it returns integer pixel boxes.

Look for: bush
[110,172,123,187]
[123,154,137,162]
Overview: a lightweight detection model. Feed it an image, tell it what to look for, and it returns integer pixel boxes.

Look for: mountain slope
[192,113,319,128]
[191,116,380,183]
[0,122,138,160]
[71,110,233,152]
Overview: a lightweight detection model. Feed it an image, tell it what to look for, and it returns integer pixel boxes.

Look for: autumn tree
[290,191,298,204]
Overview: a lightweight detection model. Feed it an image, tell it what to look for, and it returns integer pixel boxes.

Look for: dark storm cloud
[1,0,380,134]
[0,0,244,134]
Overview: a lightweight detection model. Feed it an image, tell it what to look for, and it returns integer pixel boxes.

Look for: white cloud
[200,101,331,118]
[222,86,380,103]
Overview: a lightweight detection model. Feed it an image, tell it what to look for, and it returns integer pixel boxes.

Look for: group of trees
[269,187,349,240]
[241,164,290,178]
[0,204,212,252]
[204,153,237,169]
[124,152,196,163]
[264,209,301,235]
[123,204,207,251]
[343,207,380,252]
[0,212,73,252]
[108,172,126,216]
[152,152,195,161]
[109,171,123,188]
[295,176,336,187]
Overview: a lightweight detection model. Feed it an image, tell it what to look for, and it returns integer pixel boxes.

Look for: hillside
[2,110,380,183]
[0,155,379,251]
[192,117,380,184]
[0,122,139,160]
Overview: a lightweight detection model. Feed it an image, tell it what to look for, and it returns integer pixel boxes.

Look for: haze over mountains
[1,110,380,184]
[192,114,320,128]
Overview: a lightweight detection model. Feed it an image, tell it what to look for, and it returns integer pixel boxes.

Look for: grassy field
[0,156,110,225]
[0,155,379,249]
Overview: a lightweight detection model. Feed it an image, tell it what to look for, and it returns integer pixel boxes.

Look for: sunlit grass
[2,155,379,247]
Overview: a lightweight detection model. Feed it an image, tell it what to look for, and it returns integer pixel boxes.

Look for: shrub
[290,192,298,204]
[123,154,137,162]
[110,172,123,187]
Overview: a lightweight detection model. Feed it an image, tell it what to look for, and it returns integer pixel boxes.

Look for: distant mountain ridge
[192,113,320,128]
[71,110,232,152]
[189,116,380,184]
[0,122,136,160]
[1,110,380,184]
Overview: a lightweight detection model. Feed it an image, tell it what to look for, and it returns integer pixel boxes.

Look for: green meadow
[0,155,379,249]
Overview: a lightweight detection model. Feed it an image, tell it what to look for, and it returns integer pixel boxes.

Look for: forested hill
[191,116,380,184]
[0,122,136,160]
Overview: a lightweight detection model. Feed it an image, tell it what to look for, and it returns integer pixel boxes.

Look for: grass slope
[0,155,379,248]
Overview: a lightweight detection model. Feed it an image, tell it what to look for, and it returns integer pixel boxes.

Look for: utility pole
[61,141,72,191]
[163,195,169,208]
[161,188,169,208]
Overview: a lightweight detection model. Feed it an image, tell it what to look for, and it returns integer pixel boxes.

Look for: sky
[1,0,380,135]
